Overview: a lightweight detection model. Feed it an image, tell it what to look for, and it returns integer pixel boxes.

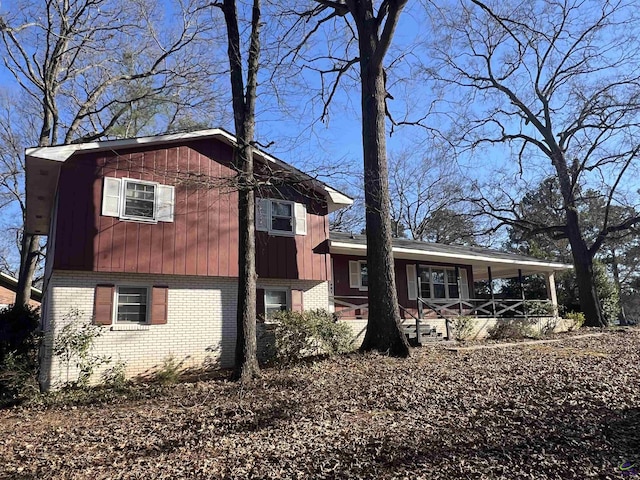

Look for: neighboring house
[26,129,351,389]
[0,272,42,309]
[26,128,572,389]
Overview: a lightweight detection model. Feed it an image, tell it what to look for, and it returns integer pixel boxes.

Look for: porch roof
[329,232,573,279]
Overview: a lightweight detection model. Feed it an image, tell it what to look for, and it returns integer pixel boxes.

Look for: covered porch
[328,232,573,342]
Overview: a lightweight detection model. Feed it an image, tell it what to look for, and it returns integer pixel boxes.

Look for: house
[26,128,571,389]
[26,129,351,389]
[0,272,42,309]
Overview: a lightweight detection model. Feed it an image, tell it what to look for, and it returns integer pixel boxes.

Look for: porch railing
[331,295,554,320]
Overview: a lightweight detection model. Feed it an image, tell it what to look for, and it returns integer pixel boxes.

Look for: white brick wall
[40,271,329,390]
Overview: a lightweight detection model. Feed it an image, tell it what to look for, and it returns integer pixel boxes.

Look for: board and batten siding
[52,139,330,281]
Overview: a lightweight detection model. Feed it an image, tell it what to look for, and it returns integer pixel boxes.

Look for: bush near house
[271,309,354,365]
[0,305,41,406]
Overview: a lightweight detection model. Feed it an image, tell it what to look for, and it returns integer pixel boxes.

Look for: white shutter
[101,177,122,217]
[406,264,418,300]
[156,185,175,222]
[294,202,307,235]
[349,261,360,289]
[460,268,470,299]
[255,198,270,232]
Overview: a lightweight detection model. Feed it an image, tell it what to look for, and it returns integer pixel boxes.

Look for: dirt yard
[1,328,639,479]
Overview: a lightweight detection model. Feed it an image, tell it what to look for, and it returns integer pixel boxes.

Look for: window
[116,286,148,324]
[265,289,288,318]
[349,260,368,290]
[102,177,174,223]
[255,198,307,236]
[418,266,467,300]
[271,201,293,233]
[123,180,156,220]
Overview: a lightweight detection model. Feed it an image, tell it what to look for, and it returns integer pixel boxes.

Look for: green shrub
[451,316,475,341]
[53,309,110,388]
[525,301,555,316]
[272,309,354,365]
[101,360,128,389]
[565,311,585,331]
[0,305,41,407]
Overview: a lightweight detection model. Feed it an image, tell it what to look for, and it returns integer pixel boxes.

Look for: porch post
[518,269,527,319]
[455,266,463,315]
[545,271,559,318]
[488,266,496,316]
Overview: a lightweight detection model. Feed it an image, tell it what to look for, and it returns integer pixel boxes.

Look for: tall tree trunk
[222,0,261,382]
[552,149,605,327]
[15,233,40,308]
[353,4,409,356]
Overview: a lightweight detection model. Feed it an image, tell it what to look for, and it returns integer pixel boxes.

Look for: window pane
[446,269,458,284]
[266,290,287,304]
[433,284,446,298]
[271,202,292,216]
[124,182,155,219]
[117,287,147,323]
[432,269,445,285]
[448,285,460,299]
[272,216,293,232]
[360,263,368,287]
[419,269,431,298]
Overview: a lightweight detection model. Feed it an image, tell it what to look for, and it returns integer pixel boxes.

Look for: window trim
[349,260,368,291]
[114,285,150,325]
[269,200,295,235]
[264,288,290,318]
[120,178,159,223]
[418,266,466,300]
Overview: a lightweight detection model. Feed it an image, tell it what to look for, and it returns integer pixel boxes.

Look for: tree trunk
[550,148,605,327]
[15,233,39,308]
[355,11,409,357]
[222,0,261,382]
[610,249,627,326]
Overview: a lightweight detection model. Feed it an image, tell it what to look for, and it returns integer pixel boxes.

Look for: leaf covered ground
[1,329,639,479]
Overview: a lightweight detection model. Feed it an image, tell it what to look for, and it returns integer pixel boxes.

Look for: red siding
[332,254,474,319]
[53,139,329,281]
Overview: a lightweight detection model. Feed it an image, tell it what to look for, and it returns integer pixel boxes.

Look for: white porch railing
[331,295,555,320]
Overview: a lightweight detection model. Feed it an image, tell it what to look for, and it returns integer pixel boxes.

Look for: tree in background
[428,0,640,326]
[0,0,225,307]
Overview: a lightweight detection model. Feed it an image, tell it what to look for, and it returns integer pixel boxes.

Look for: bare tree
[0,0,225,307]
[388,150,477,244]
[285,0,411,356]
[213,0,262,382]
[427,0,640,326]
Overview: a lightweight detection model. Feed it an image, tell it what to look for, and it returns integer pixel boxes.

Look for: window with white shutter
[255,198,308,236]
[101,176,174,223]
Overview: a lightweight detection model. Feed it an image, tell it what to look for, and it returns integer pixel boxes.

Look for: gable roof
[25,128,353,234]
[329,231,573,279]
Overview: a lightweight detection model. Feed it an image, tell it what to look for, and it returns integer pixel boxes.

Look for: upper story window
[349,260,368,291]
[271,201,293,233]
[101,177,174,223]
[123,181,156,220]
[256,198,307,236]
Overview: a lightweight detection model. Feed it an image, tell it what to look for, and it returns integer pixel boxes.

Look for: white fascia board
[329,241,573,270]
[25,129,230,162]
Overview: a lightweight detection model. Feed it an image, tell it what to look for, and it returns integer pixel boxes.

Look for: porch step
[403,324,444,345]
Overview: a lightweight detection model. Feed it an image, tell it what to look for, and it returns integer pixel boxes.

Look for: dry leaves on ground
[1,328,639,479]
